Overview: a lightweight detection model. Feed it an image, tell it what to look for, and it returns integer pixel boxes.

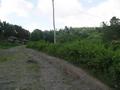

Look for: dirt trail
[0,46,111,90]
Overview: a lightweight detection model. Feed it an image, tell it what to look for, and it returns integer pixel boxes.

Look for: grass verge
[0,42,19,49]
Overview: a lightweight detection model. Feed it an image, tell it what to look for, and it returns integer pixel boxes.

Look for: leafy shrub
[27,40,120,89]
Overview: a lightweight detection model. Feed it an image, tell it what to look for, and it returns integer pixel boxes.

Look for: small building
[8,36,18,43]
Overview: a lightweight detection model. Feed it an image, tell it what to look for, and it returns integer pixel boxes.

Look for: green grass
[0,52,26,63]
[0,55,17,63]
[0,56,10,63]
[27,63,40,72]
[0,42,19,49]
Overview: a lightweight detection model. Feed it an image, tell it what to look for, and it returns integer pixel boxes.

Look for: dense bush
[27,40,120,89]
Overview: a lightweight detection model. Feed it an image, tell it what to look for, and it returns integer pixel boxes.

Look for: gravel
[0,46,111,90]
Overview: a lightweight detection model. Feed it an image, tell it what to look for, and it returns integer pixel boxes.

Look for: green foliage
[30,26,100,43]
[0,20,30,40]
[103,25,120,42]
[110,16,120,26]
[27,16,120,89]
[43,31,54,42]
[56,27,92,43]
[103,16,120,42]
[27,40,120,89]
[0,42,19,49]
[30,30,54,43]
[30,29,43,41]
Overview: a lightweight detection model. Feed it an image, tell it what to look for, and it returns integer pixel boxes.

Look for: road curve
[0,46,111,90]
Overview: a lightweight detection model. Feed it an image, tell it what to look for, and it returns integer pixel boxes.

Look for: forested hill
[0,20,30,42]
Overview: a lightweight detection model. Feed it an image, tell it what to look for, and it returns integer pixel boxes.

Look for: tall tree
[110,16,120,26]
[0,20,30,40]
[30,29,43,41]
[103,16,120,42]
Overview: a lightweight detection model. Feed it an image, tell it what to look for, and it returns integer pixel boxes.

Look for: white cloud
[24,22,47,32]
[59,0,120,27]
[0,0,120,31]
[87,0,93,3]
[88,0,120,22]
[55,0,82,17]
[0,0,34,20]
[37,0,83,28]
[37,0,82,17]
[0,0,1,6]
[37,0,120,28]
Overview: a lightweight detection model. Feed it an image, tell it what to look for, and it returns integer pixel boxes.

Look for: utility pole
[52,0,56,44]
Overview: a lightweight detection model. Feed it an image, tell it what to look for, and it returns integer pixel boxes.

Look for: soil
[0,46,111,90]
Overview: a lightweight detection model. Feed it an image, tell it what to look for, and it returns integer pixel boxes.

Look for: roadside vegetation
[0,20,30,49]
[27,16,120,90]
[0,54,18,63]
[0,42,19,49]
[0,21,30,41]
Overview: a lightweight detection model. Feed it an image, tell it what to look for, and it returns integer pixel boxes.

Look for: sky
[0,0,120,32]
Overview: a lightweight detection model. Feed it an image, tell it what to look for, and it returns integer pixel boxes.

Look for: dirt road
[0,46,111,90]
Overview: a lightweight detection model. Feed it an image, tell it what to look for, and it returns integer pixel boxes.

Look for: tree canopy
[103,16,120,42]
[0,20,30,41]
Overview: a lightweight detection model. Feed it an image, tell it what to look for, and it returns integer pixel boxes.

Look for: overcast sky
[0,0,120,31]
